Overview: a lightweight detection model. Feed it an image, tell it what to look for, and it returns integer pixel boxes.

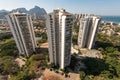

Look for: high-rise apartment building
[6,12,37,57]
[46,9,74,69]
[77,14,101,49]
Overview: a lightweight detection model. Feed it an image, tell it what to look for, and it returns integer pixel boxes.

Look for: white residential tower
[6,12,37,57]
[46,9,74,69]
[77,14,101,49]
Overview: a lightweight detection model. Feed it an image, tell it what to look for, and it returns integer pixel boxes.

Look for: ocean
[101,16,120,24]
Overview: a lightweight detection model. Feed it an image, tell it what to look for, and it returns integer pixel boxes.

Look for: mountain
[0,10,9,13]
[0,10,9,19]
[11,8,28,13]
[28,6,46,15]
[0,6,47,19]
[28,6,47,19]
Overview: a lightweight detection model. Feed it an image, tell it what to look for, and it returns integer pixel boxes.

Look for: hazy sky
[0,0,120,15]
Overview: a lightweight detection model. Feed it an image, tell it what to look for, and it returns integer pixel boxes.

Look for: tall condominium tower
[77,14,101,49]
[6,12,37,57]
[46,9,74,69]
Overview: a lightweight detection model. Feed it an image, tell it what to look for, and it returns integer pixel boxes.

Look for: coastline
[101,16,120,24]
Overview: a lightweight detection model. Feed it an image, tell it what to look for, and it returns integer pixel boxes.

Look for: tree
[41,32,47,40]
[79,71,86,80]
[29,54,46,63]
[0,39,18,57]
[13,70,32,80]
[105,47,117,53]
[29,61,41,72]
[0,33,12,40]
[84,57,108,76]
[92,27,120,79]
[72,35,78,44]
[0,56,20,75]
[100,70,113,79]
[110,35,120,47]
[115,27,120,32]
[28,54,48,75]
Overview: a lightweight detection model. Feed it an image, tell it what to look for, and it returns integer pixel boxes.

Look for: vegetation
[72,22,79,44]
[0,56,20,75]
[72,34,78,45]
[28,54,48,69]
[0,39,18,57]
[36,32,47,47]
[10,67,34,80]
[3,19,120,80]
[78,32,120,80]
[74,22,79,34]
[0,33,12,41]
[0,25,49,80]
[96,32,120,50]
[115,27,120,32]
[83,58,108,76]
[37,32,47,43]
[33,20,45,29]
[9,53,49,80]
[33,20,47,46]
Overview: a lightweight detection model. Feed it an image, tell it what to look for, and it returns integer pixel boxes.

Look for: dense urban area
[0,6,120,80]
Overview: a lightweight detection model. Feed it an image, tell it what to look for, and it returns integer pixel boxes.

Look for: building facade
[6,12,37,57]
[77,14,101,49]
[46,9,74,69]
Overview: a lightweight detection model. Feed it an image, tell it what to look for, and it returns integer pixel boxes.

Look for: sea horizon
[100,15,120,24]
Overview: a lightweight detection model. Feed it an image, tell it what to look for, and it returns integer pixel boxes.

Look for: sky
[0,0,120,16]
